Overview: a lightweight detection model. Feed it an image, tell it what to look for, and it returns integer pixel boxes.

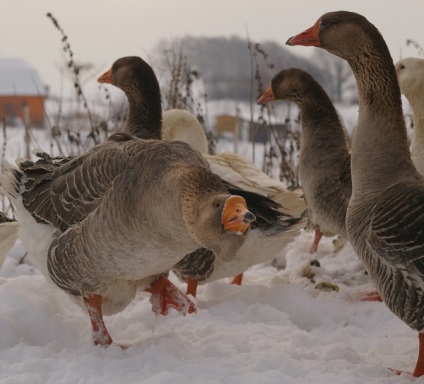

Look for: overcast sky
[1,0,423,96]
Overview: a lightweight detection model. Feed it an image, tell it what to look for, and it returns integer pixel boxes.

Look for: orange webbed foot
[230,273,243,286]
[186,277,198,298]
[146,276,197,316]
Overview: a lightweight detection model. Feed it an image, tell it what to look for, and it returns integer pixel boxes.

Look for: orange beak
[257,85,276,105]
[286,19,321,47]
[97,68,112,84]
[221,196,256,234]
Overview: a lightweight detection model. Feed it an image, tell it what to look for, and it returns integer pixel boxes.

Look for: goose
[172,171,306,295]
[395,57,424,175]
[98,58,307,297]
[257,68,351,254]
[0,212,19,268]
[153,108,307,295]
[0,135,255,347]
[97,57,162,140]
[287,10,424,377]
[162,109,209,154]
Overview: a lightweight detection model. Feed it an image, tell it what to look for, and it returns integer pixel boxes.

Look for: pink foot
[309,229,323,254]
[360,292,383,302]
[186,277,198,298]
[145,276,197,316]
[83,295,113,347]
[230,273,243,285]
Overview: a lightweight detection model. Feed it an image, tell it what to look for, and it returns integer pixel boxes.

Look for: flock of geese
[1,10,424,377]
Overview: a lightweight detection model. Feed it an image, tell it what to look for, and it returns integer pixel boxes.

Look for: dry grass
[0,17,303,214]
[247,39,301,190]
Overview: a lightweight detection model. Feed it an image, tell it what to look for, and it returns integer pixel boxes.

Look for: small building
[0,58,47,127]
[214,114,289,150]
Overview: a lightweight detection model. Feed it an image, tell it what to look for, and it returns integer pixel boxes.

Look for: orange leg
[309,229,323,254]
[145,275,196,316]
[413,333,424,377]
[83,295,113,347]
[230,273,243,286]
[186,277,198,297]
[360,292,383,302]
[389,333,424,377]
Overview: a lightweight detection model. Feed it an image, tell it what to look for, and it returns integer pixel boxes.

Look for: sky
[1,0,423,97]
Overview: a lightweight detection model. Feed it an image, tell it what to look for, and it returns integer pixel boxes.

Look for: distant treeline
[152,35,355,103]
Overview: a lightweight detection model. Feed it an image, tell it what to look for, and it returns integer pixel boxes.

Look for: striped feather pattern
[4,134,252,310]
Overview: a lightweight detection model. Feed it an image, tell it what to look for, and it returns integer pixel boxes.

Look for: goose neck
[347,44,417,195]
[123,94,162,140]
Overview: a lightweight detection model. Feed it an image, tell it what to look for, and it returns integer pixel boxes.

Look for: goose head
[181,171,255,262]
[257,68,317,105]
[97,56,159,95]
[286,11,378,62]
[396,57,424,109]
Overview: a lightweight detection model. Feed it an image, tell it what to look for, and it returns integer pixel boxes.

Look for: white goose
[158,109,306,295]
[0,57,255,347]
[396,57,424,175]
[162,109,209,154]
[288,11,424,376]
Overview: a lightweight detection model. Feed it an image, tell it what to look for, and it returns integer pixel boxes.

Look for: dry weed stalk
[160,44,216,153]
[247,38,300,189]
[46,12,105,150]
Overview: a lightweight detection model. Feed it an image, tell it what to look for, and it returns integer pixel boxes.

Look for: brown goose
[0,212,19,268]
[257,68,351,254]
[98,58,305,297]
[0,135,254,347]
[287,11,424,376]
[97,56,162,140]
[0,57,256,347]
[173,179,305,295]
[395,57,424,175]
[157,109,306,295]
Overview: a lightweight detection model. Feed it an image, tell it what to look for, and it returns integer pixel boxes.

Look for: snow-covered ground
[1,231,420,383]
[0,102,421,383]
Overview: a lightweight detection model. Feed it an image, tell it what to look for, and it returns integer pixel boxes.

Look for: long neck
[347,32,417,196]
[122,85,162,140]
[297,87,350,165]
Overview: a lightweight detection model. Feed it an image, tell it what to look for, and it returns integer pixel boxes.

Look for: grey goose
[98,57,305,297]
[1,134,255,347]
[287,11,424,376]
[0,57,256,347]
[257,68,351,255]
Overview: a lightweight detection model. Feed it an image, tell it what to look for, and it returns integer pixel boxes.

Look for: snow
[0,234,420,383]
[0,104,421,383]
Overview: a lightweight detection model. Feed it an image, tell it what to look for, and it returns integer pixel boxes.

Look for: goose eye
[322,19,339,30]
[215,201,221,208]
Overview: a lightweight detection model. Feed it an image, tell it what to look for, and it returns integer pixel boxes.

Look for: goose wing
[205,152,287,196]
[368,182,424,272]
[19,139,132,232]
